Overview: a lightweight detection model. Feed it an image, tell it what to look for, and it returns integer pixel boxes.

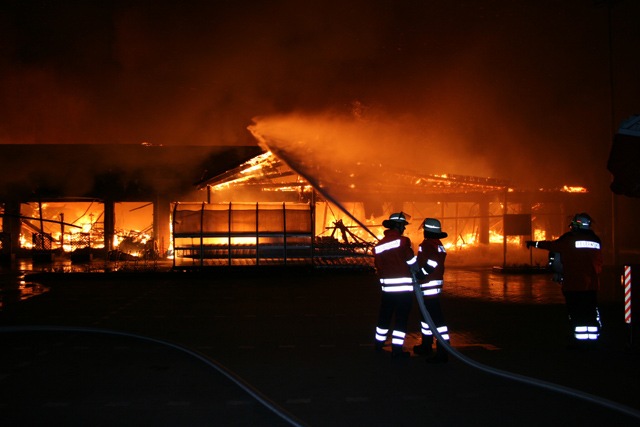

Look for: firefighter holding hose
[373,212,417,358]
[526,213,603,349]
[412,218,451,363]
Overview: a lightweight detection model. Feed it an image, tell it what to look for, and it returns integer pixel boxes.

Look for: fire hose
[0,325,309,427]
[3,285,640,424]
[411,277,640,421]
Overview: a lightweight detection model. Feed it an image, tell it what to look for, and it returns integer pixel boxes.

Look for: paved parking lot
[1,266,639,426]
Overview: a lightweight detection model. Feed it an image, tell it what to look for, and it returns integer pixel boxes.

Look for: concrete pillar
[2,201,21,259]
[154,194,171,257]
[103,199,115,255]
[479,198,490,245]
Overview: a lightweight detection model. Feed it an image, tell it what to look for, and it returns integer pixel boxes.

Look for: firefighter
[526,213,604,349]
[373,212,417,358]
[412,218,451,363]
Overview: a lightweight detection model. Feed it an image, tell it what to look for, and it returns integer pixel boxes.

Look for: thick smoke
[249,111,498,179]
[0,0,638,194]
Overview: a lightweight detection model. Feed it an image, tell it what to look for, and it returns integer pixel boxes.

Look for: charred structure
[193,142,593,268]
[0,144,261,263]
[0,142,598,269]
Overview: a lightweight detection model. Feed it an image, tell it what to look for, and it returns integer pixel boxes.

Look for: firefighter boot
[413,335,433,356]
[426,341,449,364]
[391,344,410,359]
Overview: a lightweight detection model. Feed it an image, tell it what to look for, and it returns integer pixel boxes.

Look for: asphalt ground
[1,266,639,426]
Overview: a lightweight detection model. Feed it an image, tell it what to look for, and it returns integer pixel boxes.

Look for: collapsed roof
[198,141,512,201]
[197,134,517,239]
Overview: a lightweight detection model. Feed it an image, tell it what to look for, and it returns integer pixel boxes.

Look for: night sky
[1,0,639,190]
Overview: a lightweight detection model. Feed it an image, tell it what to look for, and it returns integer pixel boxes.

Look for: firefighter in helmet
[412,218,451,363]
[373,212,417,358]
[527,213,604,349]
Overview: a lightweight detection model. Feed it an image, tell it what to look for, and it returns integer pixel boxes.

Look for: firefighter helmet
[422,218,448,238]
[382,212,410,229]
[570,213,592,230]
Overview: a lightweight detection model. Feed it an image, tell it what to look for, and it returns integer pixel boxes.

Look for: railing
[172,202,314,268]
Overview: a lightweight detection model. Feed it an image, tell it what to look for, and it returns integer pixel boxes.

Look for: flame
[533,229,546,240]
[17,201,154,255]
[208,151,279,191]
[167,216,174,259]
[19,234,32,249]
[441,227,549,252]
[561,185,587,193]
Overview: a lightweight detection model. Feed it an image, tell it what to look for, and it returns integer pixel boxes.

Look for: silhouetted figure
[413,218,451,363]
[527,213,603,349]
[373,212,417,358]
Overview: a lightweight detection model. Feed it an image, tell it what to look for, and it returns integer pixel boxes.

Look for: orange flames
[18,201,154,257]
[561,185,587,193]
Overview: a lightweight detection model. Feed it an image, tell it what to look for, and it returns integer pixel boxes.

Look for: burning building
[0,144,261,264]
[0,136,595,270]
[175,125,593,269]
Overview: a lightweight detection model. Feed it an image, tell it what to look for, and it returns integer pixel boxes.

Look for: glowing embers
[20,201,103,251]
[538,185,588,193]
[206,151,297,191]
[242,151,275,172]
[111,202,155,259]
[561,185,587,193]
[443,224,550,251]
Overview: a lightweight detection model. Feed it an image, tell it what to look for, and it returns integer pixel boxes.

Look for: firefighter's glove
[410,263,425,281]
[415,264,434,281]
[526,240,536,249]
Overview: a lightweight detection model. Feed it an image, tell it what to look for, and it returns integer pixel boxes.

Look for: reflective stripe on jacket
[536,230,603,292]
[416,238,446,295]
[374,228,415,293]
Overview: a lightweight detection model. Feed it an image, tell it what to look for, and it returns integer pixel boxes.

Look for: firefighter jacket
[374,229,417,293]
[416,238,446,296]
[535,229,603,292]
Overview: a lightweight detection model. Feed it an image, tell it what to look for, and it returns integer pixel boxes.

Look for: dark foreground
[1,267,639,426]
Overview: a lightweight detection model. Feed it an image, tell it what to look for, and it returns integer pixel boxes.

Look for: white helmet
[382,212,410,229]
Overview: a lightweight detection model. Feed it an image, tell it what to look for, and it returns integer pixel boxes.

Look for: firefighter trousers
[375,291,413,347]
